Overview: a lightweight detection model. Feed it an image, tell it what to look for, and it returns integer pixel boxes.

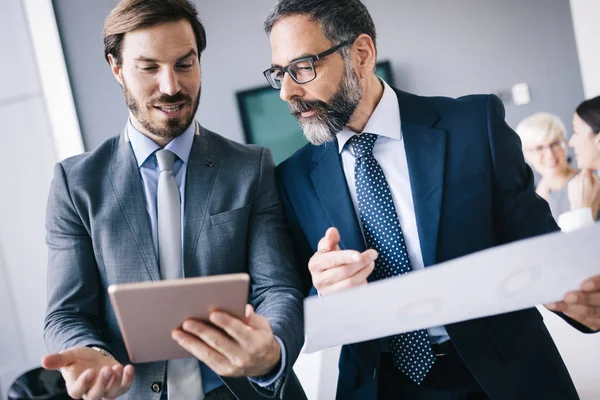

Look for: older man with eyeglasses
[261,0,600,399]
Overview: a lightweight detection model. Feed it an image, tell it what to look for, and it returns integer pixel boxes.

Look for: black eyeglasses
[263,39,353,90]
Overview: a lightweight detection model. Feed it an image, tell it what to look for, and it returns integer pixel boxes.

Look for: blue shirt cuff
[248,335,286,387]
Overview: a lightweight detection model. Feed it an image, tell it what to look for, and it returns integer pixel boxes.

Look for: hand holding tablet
[108,273,250,363]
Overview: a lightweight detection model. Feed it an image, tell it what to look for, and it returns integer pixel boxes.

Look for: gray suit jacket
[44,125,306,399]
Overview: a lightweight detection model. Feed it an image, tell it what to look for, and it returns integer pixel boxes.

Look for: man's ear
[108,53,124,87]
[351,33,377,80]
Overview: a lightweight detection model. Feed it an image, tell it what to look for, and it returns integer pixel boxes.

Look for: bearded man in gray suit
[41,1,305,399]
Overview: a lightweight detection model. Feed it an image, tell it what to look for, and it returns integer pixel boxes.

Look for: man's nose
[159,69,181,96]
[279,73,304,103]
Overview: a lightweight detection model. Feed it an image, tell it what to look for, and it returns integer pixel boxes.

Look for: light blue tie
[156,149,204,399]
[156,149,182,281]
[349,133,435,384]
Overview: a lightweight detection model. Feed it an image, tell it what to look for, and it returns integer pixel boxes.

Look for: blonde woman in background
[516,112,577,219]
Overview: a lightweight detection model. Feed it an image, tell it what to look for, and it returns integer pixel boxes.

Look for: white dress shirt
[558,208,595,231]
[337,80,450,343]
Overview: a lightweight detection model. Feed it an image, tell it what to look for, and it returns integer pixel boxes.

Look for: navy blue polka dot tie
[349,132,435,384]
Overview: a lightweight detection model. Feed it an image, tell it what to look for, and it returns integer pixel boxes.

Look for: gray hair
[264,0,377,59]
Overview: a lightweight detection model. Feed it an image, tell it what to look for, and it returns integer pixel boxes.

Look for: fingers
[577,170,600,190]
[317,227,341,253]
[242,305,271,331]
[545,287,600,311]
[84,366,113,400]
[103,364,135,399]
[309,250,360,273]
[207,311,278,376]
[181,319,239,349]
[311,249,377,292]
[581,169,599,190]
[312,228,381,294]
[546,289,600,331]
[320,261,375,295]
[310,248,377,273]
[315,257,375,289]
[243,304,269,330]
[42,351,75,370]
[561,289,600,307]
[550,301,600,328]
[120,365,136,393]
[172,329,233,375]
[102,365,123,399]
[568,170,600,209]
[582,169,594,182]
[548,277,600,307]
[244,304,254,321]
[177,313,279,378]
[581,275,600,292]
[42,347,133,400]
[67,368,96,399]
[573,171,586,187]
[208,309,271,341]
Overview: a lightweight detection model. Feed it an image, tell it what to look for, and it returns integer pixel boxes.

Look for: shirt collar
[127,119,197,168]
[337,79,402,154]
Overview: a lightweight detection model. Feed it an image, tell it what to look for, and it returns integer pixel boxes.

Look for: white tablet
[108,273,249,363]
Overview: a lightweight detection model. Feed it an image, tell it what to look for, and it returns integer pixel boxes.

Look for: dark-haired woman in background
[559,96,600,231]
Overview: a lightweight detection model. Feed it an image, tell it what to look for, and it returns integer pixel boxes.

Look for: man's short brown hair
[103,0,207,65]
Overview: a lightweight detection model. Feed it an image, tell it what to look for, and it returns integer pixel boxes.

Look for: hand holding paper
[546,274,600,331]
[304,223,600,353]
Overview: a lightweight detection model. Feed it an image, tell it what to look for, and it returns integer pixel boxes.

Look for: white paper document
[303,223,600,353]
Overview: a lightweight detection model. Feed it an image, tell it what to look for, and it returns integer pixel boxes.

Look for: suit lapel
[183,125,219,278]
[109,136,160,280]
[310,141,366,253]
[308,88,448,266]
[395,89,447,267]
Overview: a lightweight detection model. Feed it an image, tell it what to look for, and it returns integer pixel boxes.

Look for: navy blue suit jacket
[276,89,588,399]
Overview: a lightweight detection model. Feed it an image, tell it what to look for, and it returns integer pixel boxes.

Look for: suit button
[151,382,162,393]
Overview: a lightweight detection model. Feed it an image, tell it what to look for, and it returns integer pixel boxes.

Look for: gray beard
[293,63,363,146]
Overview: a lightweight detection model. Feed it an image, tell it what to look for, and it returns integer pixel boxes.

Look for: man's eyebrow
[135,55,158,62]
[271,53,313,68]
[176,49,197,61]
[135,49,198,63]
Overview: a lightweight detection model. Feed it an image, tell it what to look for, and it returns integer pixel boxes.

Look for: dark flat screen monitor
[236,61,394,165]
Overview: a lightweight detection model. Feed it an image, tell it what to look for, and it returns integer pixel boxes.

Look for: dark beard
[123,81,201,139]
[288,63,362,145]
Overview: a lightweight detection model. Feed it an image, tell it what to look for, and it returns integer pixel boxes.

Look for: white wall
[570,0,600,98]
[538,306,600,400]
[0,0,58,397]
[0,248,27,398]
[53,0,584,150]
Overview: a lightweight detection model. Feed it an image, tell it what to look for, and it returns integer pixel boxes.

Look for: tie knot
[349,133,378,159]
[156,149,175,172]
